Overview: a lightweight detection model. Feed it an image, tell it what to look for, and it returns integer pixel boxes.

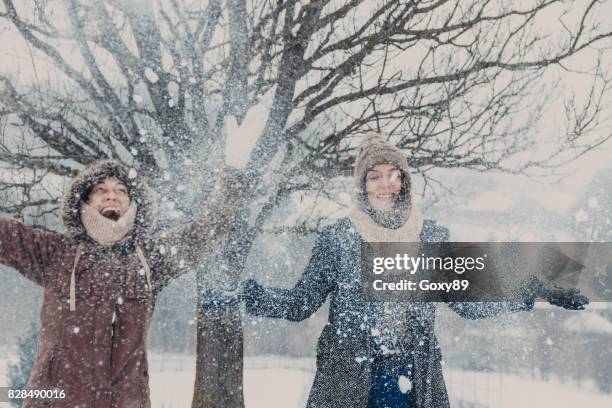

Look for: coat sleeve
[243,228,336,322]
[0,218,64,287]
[446,301,533,320]
[150,167,245,288]
[445,255,536,319]
[420,220,534,319]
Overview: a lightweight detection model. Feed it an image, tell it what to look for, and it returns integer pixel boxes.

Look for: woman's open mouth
[101,207,121,221]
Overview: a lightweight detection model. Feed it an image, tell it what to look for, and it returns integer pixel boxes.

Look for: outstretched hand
[202,286,242,309]
[201,281,254,310]
[541,285,589,310]
[225,88,275,169]
[534,278,589,310]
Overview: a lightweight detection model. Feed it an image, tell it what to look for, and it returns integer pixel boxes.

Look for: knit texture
[80,201,137,245]
[348,205,424,243]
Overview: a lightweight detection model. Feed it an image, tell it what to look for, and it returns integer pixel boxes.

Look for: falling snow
[1,2,611,407]
[144,67,159,83]
[398,375,412,393]
[575,209,589,222]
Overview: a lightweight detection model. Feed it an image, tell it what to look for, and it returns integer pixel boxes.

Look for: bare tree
[1,0,611,406]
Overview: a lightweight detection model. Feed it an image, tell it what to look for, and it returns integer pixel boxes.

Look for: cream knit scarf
[80,201,137,245]
[348,205,424,243]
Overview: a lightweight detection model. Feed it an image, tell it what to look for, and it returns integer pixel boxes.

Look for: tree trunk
[192,305,244,408]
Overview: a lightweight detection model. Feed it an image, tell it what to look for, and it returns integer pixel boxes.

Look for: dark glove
[201,284,245,309]
[534,278,589,310]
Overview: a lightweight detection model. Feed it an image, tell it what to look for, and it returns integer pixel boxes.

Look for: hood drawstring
[69,244,152,312]
[70,244,84,312]
[134,244,152,290]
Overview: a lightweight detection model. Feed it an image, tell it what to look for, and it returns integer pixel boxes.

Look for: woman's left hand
[536,279,589,310]
[201,287,242,309]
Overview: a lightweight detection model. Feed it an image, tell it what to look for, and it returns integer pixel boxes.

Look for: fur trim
[60,160,155,243]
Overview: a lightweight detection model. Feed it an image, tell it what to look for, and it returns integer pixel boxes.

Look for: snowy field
[2,351,611,407]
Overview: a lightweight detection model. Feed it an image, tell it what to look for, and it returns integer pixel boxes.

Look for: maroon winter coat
[0,161,243,407]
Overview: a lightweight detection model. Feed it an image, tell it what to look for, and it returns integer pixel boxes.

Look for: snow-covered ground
[146,355,314,407]
[3,351,610,407]
[147,354,612,408]
[444,369,612,408]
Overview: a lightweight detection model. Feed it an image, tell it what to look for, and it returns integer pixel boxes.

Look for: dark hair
[81,172,132,203]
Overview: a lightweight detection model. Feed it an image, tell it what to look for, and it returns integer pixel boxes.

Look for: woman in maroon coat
[0,160,244,407]
[0,91,270,407]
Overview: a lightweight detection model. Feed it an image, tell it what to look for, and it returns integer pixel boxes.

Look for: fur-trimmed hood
[60,160,156,243]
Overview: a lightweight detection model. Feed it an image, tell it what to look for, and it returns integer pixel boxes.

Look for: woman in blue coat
[206,134,587,408]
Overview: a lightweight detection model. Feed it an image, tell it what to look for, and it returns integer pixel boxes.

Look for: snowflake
[144,67,159,83]
[588,197,599,209]
[398,375,412,393]
[575,209,589,223]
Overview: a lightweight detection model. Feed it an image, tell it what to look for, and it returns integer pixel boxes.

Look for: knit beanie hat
[354,135,410,185]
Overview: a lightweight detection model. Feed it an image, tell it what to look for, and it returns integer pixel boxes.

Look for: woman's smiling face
[365,163,402,211]
[86,177,130,220]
